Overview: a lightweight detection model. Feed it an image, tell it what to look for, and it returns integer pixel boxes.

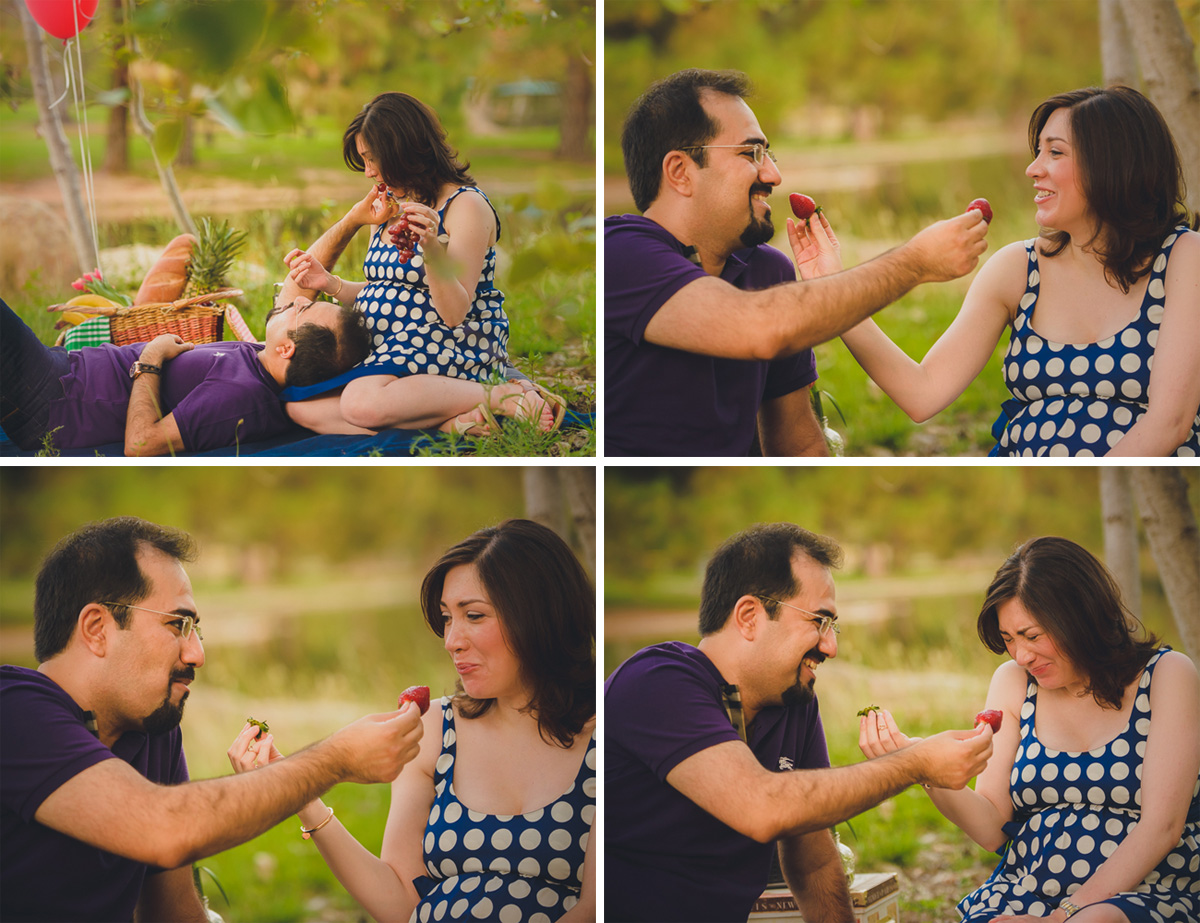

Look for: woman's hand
[347,183,398,228]
[284,249,334,295]
[859,707,920,759]
[227,721,284,773]
[787,210,842,280]
[395,203,445,254]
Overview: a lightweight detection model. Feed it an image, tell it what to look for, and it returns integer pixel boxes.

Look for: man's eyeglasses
[679,142,778,166]
[101,602,203,642]
[756,596,840,637]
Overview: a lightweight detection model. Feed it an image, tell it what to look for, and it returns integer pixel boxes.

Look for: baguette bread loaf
[133,233,197,305]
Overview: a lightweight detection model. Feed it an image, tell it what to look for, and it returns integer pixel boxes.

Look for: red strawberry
[967,198,993,224]
[974,709,1003,733]
[399,685,431,716]
[789,193,818,221]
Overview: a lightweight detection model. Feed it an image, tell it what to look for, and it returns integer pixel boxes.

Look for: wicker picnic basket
[49,288,256,347]
[108,288,246,345]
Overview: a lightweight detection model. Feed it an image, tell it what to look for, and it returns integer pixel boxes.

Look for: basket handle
[116,288,245,315]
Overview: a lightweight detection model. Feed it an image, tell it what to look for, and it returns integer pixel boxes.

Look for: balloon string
[66,36,101,270]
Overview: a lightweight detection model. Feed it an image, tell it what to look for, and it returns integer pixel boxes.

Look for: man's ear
[660,150,695,198]
[78,604,112,656]
[277,337,297,361]
[730,595,761,641]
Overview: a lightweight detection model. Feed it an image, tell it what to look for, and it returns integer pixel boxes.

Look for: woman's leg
[340,374,553,432]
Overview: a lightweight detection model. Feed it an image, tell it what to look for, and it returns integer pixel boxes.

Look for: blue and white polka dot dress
[351,186,509,382]
[412,697,596,923]
[957,648,1200,922]
[990,227,1199,457]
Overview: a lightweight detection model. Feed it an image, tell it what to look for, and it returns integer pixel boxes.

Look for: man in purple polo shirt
[1,517,425,922]
[605,69,990,456]
[0,295,370,455]
[605,523,995,922]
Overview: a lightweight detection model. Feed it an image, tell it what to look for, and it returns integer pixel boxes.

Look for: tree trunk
[129,65,197,236]
[102,0,129,174]
[524,467,568,541]
[1118,0,1200,217]
[562,467,596,576]
[557,51,593,161]
[1129,468,1200,658]
[19,2,97,273]
[1099,0,1140,89]
[1099,467,1141,619]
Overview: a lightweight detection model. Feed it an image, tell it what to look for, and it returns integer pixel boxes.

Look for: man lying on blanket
[0,297,370,457]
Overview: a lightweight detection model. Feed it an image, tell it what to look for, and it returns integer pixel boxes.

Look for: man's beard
[142,668,194,736]
[780,651,822,708]
[740,185,776,248]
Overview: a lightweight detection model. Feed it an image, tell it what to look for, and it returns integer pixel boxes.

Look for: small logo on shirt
[778,757,794,771]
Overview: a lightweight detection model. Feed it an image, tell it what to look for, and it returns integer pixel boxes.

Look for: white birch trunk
[1118,0,1200,218]
[1100,467,1142,619]
[19,2,97,273]
[1130,468,1200,658]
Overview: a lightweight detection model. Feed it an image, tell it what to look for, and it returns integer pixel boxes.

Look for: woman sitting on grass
[280,92,564,438]
[228,519,596,923]
[794,86,1199,456]
[859,536,1199,923]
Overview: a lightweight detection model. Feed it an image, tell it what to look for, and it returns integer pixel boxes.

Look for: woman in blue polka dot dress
[231,520,595,922]
[833,86,1200,456]
[282,93,560,436]
[861,538,1200,923]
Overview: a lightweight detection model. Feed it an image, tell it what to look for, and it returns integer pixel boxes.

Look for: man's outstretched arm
[644,212,989,361]
[34,708,422,870]
[665,725,992,843]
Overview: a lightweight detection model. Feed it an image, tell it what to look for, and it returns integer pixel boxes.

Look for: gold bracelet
[328,275,344,299]
[1059,900,1083,918]
[300,806,335,840]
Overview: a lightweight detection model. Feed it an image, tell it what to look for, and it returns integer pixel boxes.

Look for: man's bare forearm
[780,831,854,923]
[124,376,175,456]
[757,243,927,359]
[159,737,349,867]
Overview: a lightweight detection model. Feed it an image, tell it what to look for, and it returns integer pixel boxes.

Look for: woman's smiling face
[1026,107,1090,233]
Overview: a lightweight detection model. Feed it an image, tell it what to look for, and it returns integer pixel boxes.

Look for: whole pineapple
[183,218,247,299]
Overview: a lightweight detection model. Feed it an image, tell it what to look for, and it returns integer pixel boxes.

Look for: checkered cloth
[61,316,112,350]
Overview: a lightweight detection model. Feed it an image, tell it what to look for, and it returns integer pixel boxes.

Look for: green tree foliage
[604,0,1109,167]
[0,468,527,580]
[603,467,1200,591]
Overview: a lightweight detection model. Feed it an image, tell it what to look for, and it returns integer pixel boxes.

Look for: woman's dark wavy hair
[977,536,1160,709]
[1030,86,1197,293]
[420,519,594,748]
[343,92,474,208]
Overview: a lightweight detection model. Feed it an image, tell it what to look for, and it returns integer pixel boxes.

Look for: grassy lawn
[3,107,595,456]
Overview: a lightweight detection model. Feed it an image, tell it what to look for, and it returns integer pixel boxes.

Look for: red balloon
[24,0,99,41]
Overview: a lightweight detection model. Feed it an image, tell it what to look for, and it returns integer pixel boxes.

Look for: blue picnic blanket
[0,412,594,458]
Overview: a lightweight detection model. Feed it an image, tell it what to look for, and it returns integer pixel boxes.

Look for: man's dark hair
[343,92,476,208]
[977,536,1160,710]
[420,519,595,748]
[621,69,752,213]
[284,303,372,389]
[1031,86,1196,292]
[698,523,843,636]
[33,517,198,662]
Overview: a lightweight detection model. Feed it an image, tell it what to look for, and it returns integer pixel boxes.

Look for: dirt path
[0,169,595,222]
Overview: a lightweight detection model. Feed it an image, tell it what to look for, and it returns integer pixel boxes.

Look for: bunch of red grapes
[388,217,420,263]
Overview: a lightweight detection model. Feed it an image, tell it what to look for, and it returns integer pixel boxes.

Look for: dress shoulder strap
[439,186,502,242]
